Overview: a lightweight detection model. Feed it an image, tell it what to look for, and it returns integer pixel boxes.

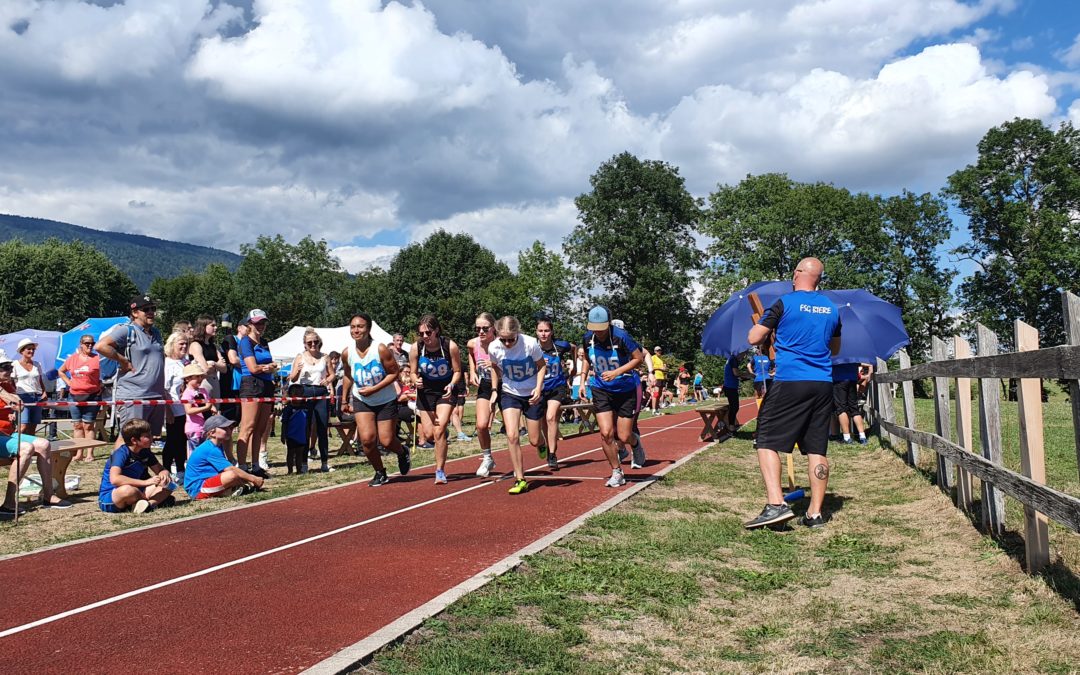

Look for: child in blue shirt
[280,383,310,474]
[98,418,174,514]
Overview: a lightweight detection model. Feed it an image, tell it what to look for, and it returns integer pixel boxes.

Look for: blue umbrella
[55,317,129,378]
[0,329,62,372]
[701,283,909,364]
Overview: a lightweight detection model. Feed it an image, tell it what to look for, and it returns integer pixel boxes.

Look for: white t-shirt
[488,334,544,397]
[13,360,43,395]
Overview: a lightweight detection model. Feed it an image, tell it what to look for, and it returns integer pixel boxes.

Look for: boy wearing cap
[98,418,175,514]
[185,415,265,499]
[95,294,166,448]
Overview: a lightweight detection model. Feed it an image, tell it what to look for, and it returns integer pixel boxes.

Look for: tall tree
[565,152,704,355]
[0,239,137,333]
[517,241,573,323]
[149,263,237,328]
[945,118,1080,347]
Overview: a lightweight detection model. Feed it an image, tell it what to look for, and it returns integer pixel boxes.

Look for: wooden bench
[696,403,731,442]
[0,438,109,501]
[562,402,597,438]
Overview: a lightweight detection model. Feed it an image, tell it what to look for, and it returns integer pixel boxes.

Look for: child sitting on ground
[185,415,265,499]
[280,383,309,474]
[98,418,175,514]
[180,363,215,467]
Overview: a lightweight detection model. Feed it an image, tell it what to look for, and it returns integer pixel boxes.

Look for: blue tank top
[583,326,641,394]
[416,338,453,387]
[347,342,396,406]
[540,342,570,391]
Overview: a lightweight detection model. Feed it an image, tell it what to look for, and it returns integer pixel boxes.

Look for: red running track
[0,404,758,673]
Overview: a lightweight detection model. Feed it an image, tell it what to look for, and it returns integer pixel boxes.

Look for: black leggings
[303,385,330,463]
[723,387,740,426]
[163,414,187,472]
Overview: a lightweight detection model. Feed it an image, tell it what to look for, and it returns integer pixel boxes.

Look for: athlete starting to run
[487,316,547,495]
[535,318,574,471]
[468,312,499,478]
[409,314,462,485]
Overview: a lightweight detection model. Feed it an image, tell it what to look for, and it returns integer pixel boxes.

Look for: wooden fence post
[931,336,954,494]
[1063,290,1080,483]
[876,358,898,447]
[897,350,918,466]
[976,323,1005,537]
[954,336,974,513]
[1015,320,1050,573]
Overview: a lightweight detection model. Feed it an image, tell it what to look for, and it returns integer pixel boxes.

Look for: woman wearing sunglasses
[408,314,462,484]
[467,312,498,477]
[289,328,333,472]
[13,338,47,437]
[59,334,103,460]
[487,316,547,495]
[237,310,277,479]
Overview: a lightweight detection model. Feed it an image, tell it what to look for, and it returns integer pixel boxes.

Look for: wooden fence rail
[871,291,1080,574]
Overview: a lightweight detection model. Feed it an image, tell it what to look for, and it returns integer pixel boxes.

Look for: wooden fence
[871,290,1080,574]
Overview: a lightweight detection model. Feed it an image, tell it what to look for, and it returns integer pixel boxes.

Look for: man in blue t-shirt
[98,418,175,513]
[745,257,841,530]
[832,362,867,445]
[185,415,264,500]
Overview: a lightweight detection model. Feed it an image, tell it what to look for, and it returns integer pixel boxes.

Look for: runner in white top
[487,316,546,495]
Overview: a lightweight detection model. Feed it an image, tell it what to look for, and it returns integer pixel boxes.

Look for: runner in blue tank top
[536,318,575,472]
[746,257,842,530]
[341,313,411,487]
[408,314,462,485]
[579,306,646,488]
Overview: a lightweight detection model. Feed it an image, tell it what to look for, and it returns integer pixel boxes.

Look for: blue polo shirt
[99,445,159,503]
[238,336,273,382]
[758,291,841,382]
[583,326,641,394]
[185,439,234,497]
[832,363,860,382]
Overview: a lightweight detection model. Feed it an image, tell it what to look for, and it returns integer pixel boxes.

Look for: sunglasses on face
[22,347,36,352]
[305,341,320,346]
[140,307,157,313]
[81,342,94,346]
[476,326,491,333]
[499,336,517,345]
[418,330,434,337]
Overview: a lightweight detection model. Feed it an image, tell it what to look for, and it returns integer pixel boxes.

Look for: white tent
[268,321,407,362]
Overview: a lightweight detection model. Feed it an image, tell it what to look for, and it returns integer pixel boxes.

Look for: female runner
[487,316,546,495]
[535,318,574,471]
[408,314,462,484]
[468,312,499,477]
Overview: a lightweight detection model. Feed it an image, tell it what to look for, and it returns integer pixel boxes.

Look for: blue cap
[586,305,611,331]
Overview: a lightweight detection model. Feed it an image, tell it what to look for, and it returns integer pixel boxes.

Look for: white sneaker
[258,453,270,471]
[476,455,495,478]
[132,499,151,514]
[631,442,646,469]
[605,469,626,488]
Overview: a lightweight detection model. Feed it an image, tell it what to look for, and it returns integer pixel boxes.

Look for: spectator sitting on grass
[98,418,175,514]
[185,415,265,499]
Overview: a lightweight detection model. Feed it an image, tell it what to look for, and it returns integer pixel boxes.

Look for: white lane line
[0,416,700,640]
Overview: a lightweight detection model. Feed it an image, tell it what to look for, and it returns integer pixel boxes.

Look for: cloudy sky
[1,0,1077,272]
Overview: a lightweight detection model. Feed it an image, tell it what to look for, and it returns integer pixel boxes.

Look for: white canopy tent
[268,321,408,362]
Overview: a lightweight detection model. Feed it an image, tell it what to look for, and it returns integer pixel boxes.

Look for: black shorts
[541,384,568,405]
[476,378,494,401]
[754,380,833,456]
[832,380,859,417]
[239,376,275,399]
[416,384,454,413]
[499,392,544,420]
[452,381,467,404]
[592,387,640,419]
[354,398,398,422]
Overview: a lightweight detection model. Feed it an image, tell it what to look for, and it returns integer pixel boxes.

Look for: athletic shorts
[238,376,275,399]
[476,378,494,401]
[754,380,833,456]
[354,398,398,422]
[117,402,165,437]
[832,380,859,417]
[98,487,145,513]
[451,381,467,404]
[416,384,454,413]
[499,392,544,421]
[541,384,569,405]
[195,474,228,500]
[592,388,639,419]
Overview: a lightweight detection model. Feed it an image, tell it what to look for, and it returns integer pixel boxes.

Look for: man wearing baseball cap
[184,415,265,499]
[94,294,166,447]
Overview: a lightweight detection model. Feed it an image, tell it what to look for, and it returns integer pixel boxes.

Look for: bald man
[744,258,841,529]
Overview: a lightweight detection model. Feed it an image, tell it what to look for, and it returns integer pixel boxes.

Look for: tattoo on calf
[814,464,829,480]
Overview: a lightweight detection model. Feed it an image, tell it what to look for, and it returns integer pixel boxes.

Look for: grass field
[362,402,1080,674]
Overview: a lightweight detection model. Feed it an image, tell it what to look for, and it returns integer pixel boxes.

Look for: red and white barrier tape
[8,394,336,408]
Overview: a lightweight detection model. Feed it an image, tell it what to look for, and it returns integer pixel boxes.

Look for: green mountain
[0,213,242,290]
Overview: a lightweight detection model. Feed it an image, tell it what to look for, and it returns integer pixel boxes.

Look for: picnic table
[562,402,596,438]
[50,438,110,498]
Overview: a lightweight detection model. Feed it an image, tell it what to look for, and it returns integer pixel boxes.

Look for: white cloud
[331,244,401,273]
[1060,32,1080,67]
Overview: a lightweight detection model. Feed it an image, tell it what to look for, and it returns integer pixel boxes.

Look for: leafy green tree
[231,235,346,339]
[945,118,1080,347]
[517,241,573,323]
[0,239,137,332]
[149,263,237,328]
[566,152,704,356]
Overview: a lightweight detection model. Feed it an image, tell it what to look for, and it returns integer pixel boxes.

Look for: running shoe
[434,469,448,484]
[631,442,646,470]
[320,463,335,473]
[232,484,256,497]
[41,498,73,509]
[508,479,529,495]
[858,436,869,445]
[370,470,389,487]
[547,453,559,471]
[397,448,412,475]
[537,444,548,460]
[605,469,626,488]
[743,503,795,530]
[801,513,826,528]
[476,455,495,478]
[418,441,435,450]
[0,505,28,518]
[132,499,151,514]
[456,432,471,442]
